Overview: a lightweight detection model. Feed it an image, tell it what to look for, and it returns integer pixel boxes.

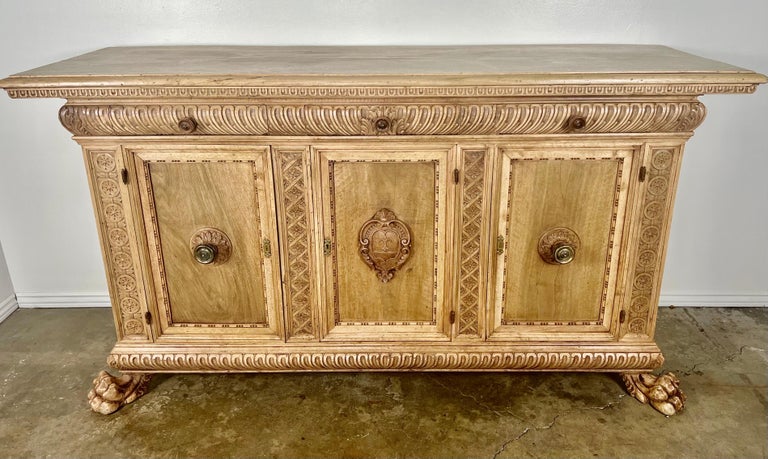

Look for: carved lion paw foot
[622,372,686,416]
[87,370,152,415]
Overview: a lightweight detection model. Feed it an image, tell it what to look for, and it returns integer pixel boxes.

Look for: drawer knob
[553,244,576,264]
[538,227,581,265]
[374,117,390,132]
[189,228,232,265]
[178,117,198,133]
[193,244,218,264]
[568,116,587,131]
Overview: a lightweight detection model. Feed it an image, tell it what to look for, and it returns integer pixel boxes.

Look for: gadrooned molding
[58,101,707,136]
[108,350,664,372]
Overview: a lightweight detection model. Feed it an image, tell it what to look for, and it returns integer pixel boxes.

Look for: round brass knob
[568,116,587,131]
[374,117,390,132]
[553,244,576,264]
[178,117,198,133]
[193,244,217,264]
[538,227,581,265]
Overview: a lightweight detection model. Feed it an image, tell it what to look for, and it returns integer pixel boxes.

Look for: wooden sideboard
[2,45,764,416]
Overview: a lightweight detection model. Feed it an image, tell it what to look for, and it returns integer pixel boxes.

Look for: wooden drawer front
[133,148,283,340]
[317,145,454,341]
[490,147,633,341]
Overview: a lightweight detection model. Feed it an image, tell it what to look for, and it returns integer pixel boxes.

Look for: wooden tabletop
[2,45,765,98]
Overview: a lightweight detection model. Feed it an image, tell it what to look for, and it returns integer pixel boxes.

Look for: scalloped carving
[59,102,707,136]
[108,350,664,372]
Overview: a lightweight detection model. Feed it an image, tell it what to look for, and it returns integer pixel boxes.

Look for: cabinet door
[132,147,283,340]
[316,144,454,341]
[489,147,634,341]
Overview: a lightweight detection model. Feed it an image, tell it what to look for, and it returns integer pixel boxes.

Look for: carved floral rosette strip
[457,151,485,337]
[277,151,315,338]
[109,350,664,372]
[59,102,706,137]
[88,150,148,339]
[624,148,677,337]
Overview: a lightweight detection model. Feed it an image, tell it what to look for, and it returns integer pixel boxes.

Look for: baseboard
[0,294,19,323]
[659,293,768,307]
[16,292,111,308]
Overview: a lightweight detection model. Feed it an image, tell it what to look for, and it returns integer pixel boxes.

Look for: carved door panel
[489,146,635,341]
[316,144,454,341]
[131,146,284,341]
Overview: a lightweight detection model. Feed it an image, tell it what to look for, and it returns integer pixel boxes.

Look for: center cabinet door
[131,146,284,341]
[315,145,454,341]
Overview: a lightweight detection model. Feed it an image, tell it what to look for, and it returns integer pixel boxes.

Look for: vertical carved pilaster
[277,151,315,338]
[457,150,486,337]
[624,148,677,337]
[87,149,149,340]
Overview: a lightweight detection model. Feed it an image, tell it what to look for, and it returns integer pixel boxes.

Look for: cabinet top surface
[2,45,765,98]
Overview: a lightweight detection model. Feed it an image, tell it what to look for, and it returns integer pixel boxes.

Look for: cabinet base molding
[107,345,663,373]
[87,370,152,415]
[621,372,685,416]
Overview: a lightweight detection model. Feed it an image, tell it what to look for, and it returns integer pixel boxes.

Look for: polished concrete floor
[0,307,766,458]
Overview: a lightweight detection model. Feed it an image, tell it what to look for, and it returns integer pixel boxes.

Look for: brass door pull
[189,228,232,265]
[193,244,218,264]
[538,227,580,265]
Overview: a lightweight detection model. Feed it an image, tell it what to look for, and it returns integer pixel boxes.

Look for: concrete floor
[0,307,765,458]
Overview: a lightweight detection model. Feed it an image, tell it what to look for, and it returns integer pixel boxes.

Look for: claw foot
[621,372,686,416]
[87,370,152,415]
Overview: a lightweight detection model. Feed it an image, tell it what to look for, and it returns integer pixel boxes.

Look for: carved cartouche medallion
[359,208,412,283]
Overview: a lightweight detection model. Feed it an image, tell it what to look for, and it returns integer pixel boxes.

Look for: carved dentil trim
[624,149,675,337]
[89,150,147,338]
[359,208,412,283]
[277,151,315,338]
[59,102,707,136]
[108,350,664,372]
[11,83,760,100]
[457,151,485,337]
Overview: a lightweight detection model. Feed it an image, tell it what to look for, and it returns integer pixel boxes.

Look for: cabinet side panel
[82,147,151,341]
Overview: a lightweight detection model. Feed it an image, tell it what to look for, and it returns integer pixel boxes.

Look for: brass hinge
[496,235,505,255]
[453,169,460,184]
[144,311,152,325]
[449,310,456,324]
[639,166,647,182]
[619,310,626,324]
[121,168,129,184]
[323,238,332,256]
[263,238,272,258]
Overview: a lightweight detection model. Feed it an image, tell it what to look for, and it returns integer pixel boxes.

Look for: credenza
[2,45,764,415]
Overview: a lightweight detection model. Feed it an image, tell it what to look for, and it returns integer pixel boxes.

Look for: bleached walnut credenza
[1,45,764,416]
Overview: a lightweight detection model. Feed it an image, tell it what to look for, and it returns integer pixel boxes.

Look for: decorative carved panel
[87,149,149,340]
[623,148,678,338]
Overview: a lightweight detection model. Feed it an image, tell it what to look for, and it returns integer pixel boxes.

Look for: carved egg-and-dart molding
[359,208,412,283]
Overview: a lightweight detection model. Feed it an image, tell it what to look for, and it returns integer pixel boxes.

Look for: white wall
[0,0,766,307]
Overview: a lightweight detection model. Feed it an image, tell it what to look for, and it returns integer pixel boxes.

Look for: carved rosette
[89,150,147,339]
[537,227,581,264]
[457,151,485,337]
[108,350,664,372]
[59,102,707,137]
[622,372,685,416]
[189,227,232,264]
[359,209,412,283]
[277,151,315,338]
[624,149,676,337]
